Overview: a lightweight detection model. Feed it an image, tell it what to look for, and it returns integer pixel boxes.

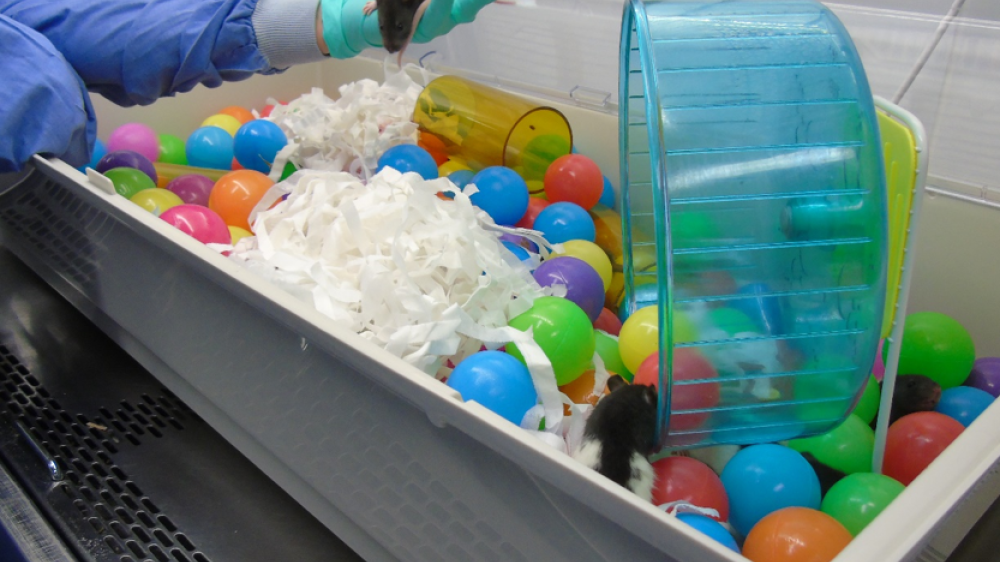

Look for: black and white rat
[872,374,942,429]
[572,381,659,501]
[801,451,847,495]
[363,0,430,65]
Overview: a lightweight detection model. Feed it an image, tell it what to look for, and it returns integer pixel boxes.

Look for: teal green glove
[321,0,493,59]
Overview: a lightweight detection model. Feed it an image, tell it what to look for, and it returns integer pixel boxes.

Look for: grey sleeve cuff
[252,0,328,69]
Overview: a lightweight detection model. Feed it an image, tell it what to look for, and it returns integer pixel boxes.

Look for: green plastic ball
[854,375,880,425]
[520,134,571,180]
[897,312,975,389]
[103,167,156,199]
[788,414,874,475]
[594,330,631,382]
[506,297,596,386]
[157,133,187,165]
[280,161,298,181]
[821,473,905,536]
[708,307,758,336]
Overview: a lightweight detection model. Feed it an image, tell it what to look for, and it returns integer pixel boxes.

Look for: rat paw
[362,1,377,15]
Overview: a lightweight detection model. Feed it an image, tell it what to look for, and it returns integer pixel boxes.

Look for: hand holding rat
[319,0,496,63]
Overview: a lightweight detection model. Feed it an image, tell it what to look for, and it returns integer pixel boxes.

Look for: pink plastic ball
[107,123,160,163]
[873,339,886,382]
[159,205,231,245]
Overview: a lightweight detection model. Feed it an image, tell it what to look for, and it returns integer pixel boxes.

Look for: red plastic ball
[259,101,286,118]
[634,349,720,431]
[514,196,551,229]
[593,307,623,336]
[883,411,964,485]
[651,456,729,521]
[543,154,604,210]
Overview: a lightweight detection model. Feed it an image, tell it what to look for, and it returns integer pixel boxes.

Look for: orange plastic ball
[418,132,449,166]
[742,507,852,562]
[544,154,603,210]
[218,106,255,124]
[208,170,274,231]
[559,369,613,406]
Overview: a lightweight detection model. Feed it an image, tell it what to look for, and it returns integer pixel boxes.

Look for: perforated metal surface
[0,244,362,562]
[0,350,207,562]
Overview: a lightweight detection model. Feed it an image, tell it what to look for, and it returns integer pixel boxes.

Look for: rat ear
[643,385,658,406]
[606,375,627,393]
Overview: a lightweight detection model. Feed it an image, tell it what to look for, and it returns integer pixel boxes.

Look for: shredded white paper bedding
[220,69,616,439]
[224,166,596,433]
[263,69,425,181]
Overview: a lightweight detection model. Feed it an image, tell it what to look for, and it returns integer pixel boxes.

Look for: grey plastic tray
[0,157,743,562]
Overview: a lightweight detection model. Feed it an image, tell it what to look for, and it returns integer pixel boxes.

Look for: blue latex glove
[321,0,493,59]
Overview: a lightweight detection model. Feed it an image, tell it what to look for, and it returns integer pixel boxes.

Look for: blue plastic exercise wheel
[619,0,888,449]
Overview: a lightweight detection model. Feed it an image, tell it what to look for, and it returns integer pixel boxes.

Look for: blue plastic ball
[675,513,740,554]
[599,175,616,208]
[533,202,596,244]
[732,283,782,335]
[720,444,821,537]
[468,167,529,226]
[448,169,475,189]
[446,351,538,425]
[79,138,107,172]
[186,127,234,170]
[936,386,994,427]
[234,120,288,173]
[376,144,439,179]
[502,240,531,263]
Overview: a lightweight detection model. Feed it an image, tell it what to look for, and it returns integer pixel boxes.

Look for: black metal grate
[0,344,211,562]
[0,177,111,293]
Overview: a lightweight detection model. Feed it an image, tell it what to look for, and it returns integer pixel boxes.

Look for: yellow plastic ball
[618,305,699,374]
[552,240,613,291]
[129,188,183,217]
[228,226,253,243]
[606,271,625,310]
[526,180,546,196]
[438,159,471,176]
[201,114,242,136]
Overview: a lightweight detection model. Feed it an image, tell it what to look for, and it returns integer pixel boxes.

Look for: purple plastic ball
[500,232,539,254]
[533,256,604,322]
[96,150,158,184]
[166,174,215,207]
[966,357,1000,398]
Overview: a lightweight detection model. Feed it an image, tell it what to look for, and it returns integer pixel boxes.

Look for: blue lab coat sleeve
[0,15,96,172]
[0,0,327,172]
